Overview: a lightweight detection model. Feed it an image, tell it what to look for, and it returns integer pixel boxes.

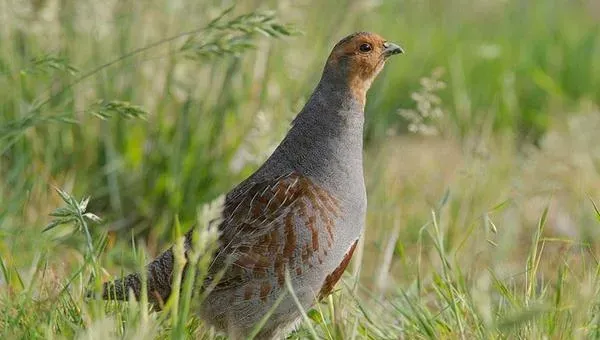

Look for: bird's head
[323,32,403,106]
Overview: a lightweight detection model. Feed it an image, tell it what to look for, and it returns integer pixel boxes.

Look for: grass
[1,0,600,338]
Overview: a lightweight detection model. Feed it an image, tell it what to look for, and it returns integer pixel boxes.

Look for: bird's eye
[359,43,372,53]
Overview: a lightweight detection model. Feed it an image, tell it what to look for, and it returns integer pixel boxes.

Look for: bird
[97,31,403,339]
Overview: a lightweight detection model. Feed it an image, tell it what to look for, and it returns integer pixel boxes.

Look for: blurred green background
[1,0,600,338]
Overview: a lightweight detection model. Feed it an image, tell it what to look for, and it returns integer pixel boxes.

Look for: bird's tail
[96,246,177,308]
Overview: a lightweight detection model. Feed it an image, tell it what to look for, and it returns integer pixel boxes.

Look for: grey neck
[258,76,365,196]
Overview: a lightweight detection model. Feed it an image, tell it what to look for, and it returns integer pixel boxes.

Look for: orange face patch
[326,32,391,105]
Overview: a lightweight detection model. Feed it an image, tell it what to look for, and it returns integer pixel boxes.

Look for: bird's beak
[383,42,404,57]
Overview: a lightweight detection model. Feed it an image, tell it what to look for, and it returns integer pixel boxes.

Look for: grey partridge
[99,32,403,339]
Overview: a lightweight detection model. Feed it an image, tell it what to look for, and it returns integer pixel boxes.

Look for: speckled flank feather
[212,172,341,298]
[318,239,358,299]
[97,31,403,339]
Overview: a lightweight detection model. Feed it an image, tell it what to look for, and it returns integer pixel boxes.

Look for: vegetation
[1,0,599,338]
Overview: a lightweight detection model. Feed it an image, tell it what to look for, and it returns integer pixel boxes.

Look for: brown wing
[206,172,341,301]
